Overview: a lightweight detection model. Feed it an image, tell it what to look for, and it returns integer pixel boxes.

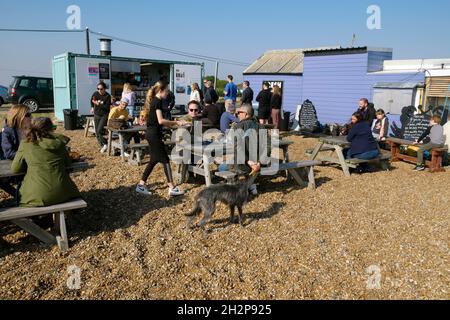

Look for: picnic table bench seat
[0,198,87,252]
[215,160,321,190]
[387,138,448,173]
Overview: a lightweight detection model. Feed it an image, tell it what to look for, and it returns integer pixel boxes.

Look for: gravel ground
[0,129,449,300]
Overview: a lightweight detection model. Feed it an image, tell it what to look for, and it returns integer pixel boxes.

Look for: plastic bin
[281,112,291,132]
[63,109,78,131]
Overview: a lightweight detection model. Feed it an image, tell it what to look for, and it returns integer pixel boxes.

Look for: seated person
[202,96,221,128]
[357,98,376,124]
[223,104,263,195]
[413,115,445,171]
[220,99,240,133]
[2,104,32,160]
[372,109,390,141]
[180,100,203,124]
[108,97,140,147]
[346,112,380,161]
[11,118,81,207]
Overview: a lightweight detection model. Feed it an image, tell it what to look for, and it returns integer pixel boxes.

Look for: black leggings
[141,160,174,185]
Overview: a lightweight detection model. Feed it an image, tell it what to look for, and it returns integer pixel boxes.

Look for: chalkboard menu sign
[403,114,431,141]
[134,89,147,113]
[299,100,319,132]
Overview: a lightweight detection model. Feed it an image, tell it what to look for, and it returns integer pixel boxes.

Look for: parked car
[8,76,54,112]
[0,85,8,107]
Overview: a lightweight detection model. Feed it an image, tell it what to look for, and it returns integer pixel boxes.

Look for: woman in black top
[270,85,282,130]
[136,82,186,197]
[91,82,112,152]
[256,82,272,125]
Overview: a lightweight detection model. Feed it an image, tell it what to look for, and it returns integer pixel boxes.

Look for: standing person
[205,80,219,104]
[91,82,112,153]
[121,83,137,119]
[241,81,254,105]
[220,99,239,133]
[202,96,221,128]
[256,82,272,125]
[162,89,176,120]
[2,105,32,160]
[357,98,376,124]
[190,83,202,104]
[271,85,282,130]
[413,115,445,171]
[224,75,238,102]
[11,117,80,207]
[136,82,186,197]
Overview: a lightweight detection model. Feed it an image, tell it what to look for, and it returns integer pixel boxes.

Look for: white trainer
[100,145,108,153]
[169,187,185,197]
[136,184,152,195]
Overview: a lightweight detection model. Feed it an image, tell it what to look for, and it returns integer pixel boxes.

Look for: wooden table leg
[84,118,90,137]
[119,134,125,161]
[12,218,56,245]
[389,142,401,162]
[310,141,325,160]
[203,154,212,187]
[335,146,351,177]
[107,130,113,156]
[308,166,316,190]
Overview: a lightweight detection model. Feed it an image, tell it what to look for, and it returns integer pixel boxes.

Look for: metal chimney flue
[99,38,112,56]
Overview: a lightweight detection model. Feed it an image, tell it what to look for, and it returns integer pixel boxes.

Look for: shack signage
[298,100,320,132]
[403,113,431,141]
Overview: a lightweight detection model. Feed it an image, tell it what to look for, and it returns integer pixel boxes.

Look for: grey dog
[186,174,258,228]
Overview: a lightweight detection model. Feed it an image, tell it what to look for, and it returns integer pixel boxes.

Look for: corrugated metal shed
[244,47,338,75]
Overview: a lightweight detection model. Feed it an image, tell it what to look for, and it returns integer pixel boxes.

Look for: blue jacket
[1,124,21,160]
[224,82,238,102]
[347,121,378,156]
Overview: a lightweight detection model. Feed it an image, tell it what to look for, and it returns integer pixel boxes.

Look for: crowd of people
[0,78,447,209]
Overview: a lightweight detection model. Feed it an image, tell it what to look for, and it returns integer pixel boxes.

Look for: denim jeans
[127,106,135,119]
[347,149,380,160]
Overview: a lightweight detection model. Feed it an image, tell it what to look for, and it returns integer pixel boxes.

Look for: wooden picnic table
[106,125,147,161]
[174,138,293,187]
[0,160,89,196]
[309,136,392,176]
[309,136,353,177]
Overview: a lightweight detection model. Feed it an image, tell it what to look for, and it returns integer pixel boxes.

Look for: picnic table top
[319,136,351,146]
[387,137,416,145]
[106,125,147,133]
[0,160,89,179]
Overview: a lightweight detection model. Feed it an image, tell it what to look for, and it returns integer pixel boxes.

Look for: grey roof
[243,47,339,75]
[373,82,425,89]
[303,46,393,56]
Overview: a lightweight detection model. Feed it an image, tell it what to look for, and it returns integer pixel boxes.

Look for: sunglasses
[190,109,199,113]
[238,111,247,114]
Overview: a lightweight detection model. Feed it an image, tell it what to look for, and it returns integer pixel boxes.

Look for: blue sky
[0,0,449,85]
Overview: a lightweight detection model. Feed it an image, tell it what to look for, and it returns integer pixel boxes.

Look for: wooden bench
[0,199,87,251]
[215,171,238,184]
[128,141,177,166]
[346,152,392,171]
[84,116,96,137]
[388,138,448,173]
[261,160,321,190]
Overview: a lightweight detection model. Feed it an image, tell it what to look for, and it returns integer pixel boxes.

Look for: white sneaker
[136,184,152,195]
[100,145,108,153]
[249,184,258,196]
[169,187,185,197]
[124,152,131,158]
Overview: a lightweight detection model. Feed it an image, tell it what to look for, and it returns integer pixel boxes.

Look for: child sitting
[414,115,445,171]
[372,109,389,141]
[108,98,141,151]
